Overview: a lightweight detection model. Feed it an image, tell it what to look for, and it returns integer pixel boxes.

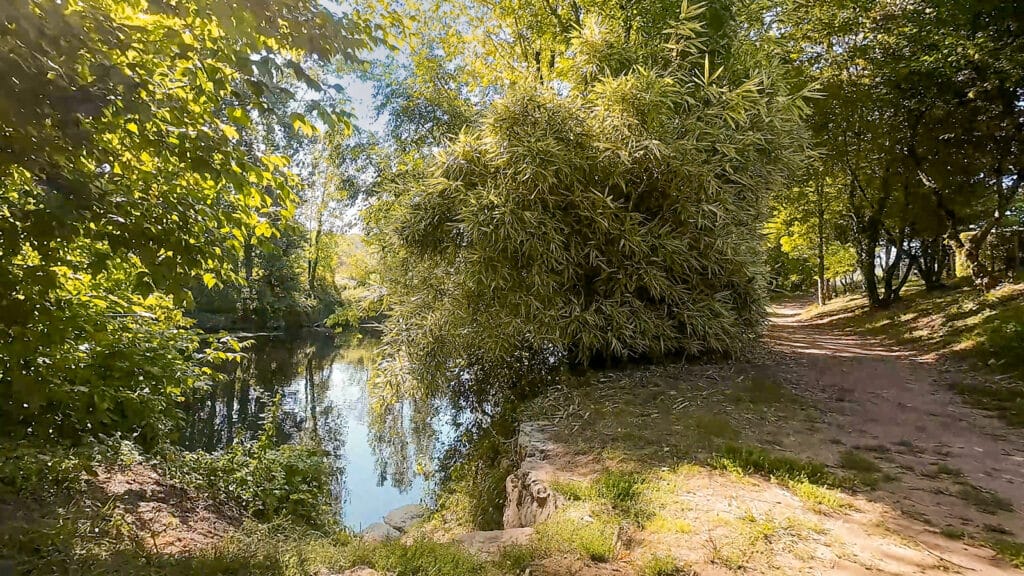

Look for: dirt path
[769,301,1024,545]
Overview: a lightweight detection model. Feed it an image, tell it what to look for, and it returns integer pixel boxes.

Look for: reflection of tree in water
[181,333,460,521]
[180,334,336,450]
[366,372,443,493]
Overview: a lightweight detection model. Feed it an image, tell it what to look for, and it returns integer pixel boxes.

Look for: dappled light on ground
[518,299,1024,573]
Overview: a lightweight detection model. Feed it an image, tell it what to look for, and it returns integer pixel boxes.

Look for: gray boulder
[360,522,399,542]
[383,503,428,532]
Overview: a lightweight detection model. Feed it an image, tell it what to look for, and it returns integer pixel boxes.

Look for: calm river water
[180,333,458,530]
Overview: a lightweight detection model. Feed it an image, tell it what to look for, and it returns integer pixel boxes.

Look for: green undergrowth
[554,469,653,525]
[984,537,1024,569]
[806,281,1024,427]
[710,444,859,490]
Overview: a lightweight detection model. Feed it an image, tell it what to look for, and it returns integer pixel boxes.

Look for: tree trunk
[916,236,947,290]
[816,182,828,306]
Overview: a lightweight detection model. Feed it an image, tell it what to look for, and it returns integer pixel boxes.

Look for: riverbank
[5,297,1023,575]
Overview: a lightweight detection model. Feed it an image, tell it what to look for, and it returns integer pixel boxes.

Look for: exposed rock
[503,423,565,529]
[456,527,534,557]
[360,522,399,541]
[383,503,427,532]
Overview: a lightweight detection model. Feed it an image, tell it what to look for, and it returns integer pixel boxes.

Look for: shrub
[368,10,808,396]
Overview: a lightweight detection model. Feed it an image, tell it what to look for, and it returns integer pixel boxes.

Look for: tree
[368,6,810,398]
[0,0,379,444]
[779,0,1024,299]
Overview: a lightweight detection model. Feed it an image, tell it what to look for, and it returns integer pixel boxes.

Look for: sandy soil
[522,301,1024,575]
[769,302,1024,539]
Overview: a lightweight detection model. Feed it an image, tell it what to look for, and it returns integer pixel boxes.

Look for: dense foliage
[368,4,809,394]
[0,0,376,441]
[769,0,1024,303]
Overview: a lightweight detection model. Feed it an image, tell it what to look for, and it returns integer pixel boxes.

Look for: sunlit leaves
[0,0,381,443]
[370,11,809,397]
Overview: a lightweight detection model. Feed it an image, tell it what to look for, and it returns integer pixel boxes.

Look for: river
[180,332,459,530]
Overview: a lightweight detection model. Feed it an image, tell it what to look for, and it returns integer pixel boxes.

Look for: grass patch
[710,444,854,489]
[494,544,536,574]
[348,538,490,576]
[646,515,694,534]
[533,506,619,562]
[788,479,851,513]
[687,413,739,440]
[707,510,823,570]
[552,469,652,525]
[592,470,651,524]
[640,553,693,575]
[953,381,1024,428]
[954,483,1014,514]
[838,450,881,474]
[728,376,792,406]
[939,526,966,540]
[837,450,891,488]
[984,537,1024,569]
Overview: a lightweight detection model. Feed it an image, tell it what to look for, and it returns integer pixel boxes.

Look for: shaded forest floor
[516,294,1024,574]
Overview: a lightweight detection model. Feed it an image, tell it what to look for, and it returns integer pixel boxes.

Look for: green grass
[984,537,1024,569]
[710,444,855,489]
[533,507,619,562]
[954,483,1015,514]
[640,553,693,575]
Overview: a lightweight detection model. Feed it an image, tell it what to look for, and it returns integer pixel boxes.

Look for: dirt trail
[769,301,1024,541]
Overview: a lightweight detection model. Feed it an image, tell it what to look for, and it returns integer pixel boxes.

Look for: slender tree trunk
[816,181,827,306]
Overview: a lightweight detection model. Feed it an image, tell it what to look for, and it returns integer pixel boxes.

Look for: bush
[368,12,808,396]
[165,403,336,528]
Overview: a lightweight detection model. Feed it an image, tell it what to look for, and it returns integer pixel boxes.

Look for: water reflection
[181,333,455,529]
